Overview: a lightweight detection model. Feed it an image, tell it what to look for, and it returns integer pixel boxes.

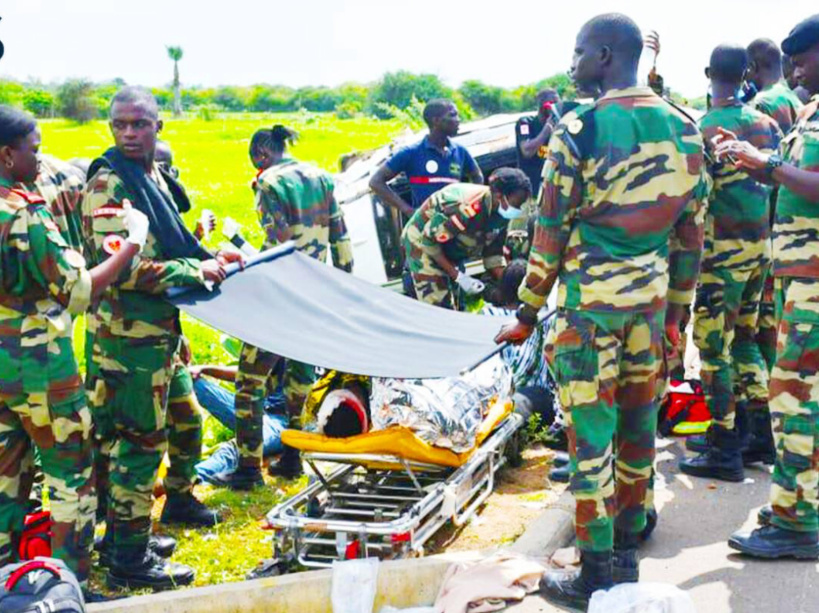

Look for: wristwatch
[765,153,784,177]
[515,305,539,327]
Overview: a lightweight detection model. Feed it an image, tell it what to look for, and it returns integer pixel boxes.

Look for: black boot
[161,492,221,527]
[538,550,613,611]
[742,407,775,466]
[206,464,265,490]
[542,423,568,451]
[553,451,570,467]
[613,530,640,583]
[757,505,773,526]
[640,508,658,542]
[685,428,713,454]
[728,524,819,560]
[97,534,177,567]
[549,464,570,483]
[268,445,303,480]
[107,550,195,591]
[679,425,744,482]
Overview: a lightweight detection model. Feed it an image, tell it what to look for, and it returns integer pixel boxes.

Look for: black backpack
[0,558,85,613]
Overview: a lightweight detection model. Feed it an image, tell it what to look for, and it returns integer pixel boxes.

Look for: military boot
[538,550,613,611]
[96,534,177,567]
[267,444,303,480]
[757,505,773,526]
[613,530,640,584]
[207,464,265,491]
[107,549,195,590]
[685,426,714,453]
[742,406,775,466]
[728,525,819,560]
[640,508,658,542]
[549,464,570,483]
[679,425,745,482]
[161,492,221,527]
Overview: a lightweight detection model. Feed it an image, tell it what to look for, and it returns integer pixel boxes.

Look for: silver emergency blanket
[169,247,513,379]
[370,356,513,452]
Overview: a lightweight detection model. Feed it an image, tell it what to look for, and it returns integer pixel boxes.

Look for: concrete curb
[510,486,575,559]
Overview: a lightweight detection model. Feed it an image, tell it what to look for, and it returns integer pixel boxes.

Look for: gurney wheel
[504,432,524,468]
[246,557,288,580]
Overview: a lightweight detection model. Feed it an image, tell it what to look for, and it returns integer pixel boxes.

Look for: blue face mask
[498,200,523,220]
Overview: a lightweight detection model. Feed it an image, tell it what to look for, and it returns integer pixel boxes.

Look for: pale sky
[0,0,815,99]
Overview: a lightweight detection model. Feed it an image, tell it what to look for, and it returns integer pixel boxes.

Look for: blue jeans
[193,377,287,457]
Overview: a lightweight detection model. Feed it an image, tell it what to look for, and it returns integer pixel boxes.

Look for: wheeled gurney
[263,398,523,570]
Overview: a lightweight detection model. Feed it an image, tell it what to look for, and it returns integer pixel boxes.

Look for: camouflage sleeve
[8,205,92,315]
[82,171,204,294]
[326,177,354,272]
[668,173,707,310]
[419,197,479,256]
[518,128,582,310]
[255,181,292,250]
[748,117,783,155]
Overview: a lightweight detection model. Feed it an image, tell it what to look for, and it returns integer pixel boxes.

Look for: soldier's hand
[712,127,738,147]
[121,199,150,250]
[216,249,246,268]
[714,139,768,170]
[201,259,227,284]
[644,31,660,58]
[495,321,534,345]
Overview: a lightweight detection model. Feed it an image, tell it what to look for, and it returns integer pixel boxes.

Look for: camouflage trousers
[757,272,777,373]
[235,344,315,468]
[164,364,203,496]
[549,308,663,552]
[692,265,769,430]
[87,335,176,559]
[0,389,95,582]
[403,232,458,310]
[769,277,819,532]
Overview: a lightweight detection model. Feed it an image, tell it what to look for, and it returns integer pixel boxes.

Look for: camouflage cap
[782,14,819,56]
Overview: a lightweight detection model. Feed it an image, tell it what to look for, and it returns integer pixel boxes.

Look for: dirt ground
[426,444,565,554]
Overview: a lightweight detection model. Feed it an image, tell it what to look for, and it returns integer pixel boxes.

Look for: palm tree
[167,46,184,116]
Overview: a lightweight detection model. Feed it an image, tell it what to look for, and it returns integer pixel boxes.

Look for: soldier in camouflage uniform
[497,14,707,608]
[679,45,782,482]
[725,16,819,560]
[82,87,238,589]
[0,106,147,588]
[402,169,531,310]
[207,125,354,489]
[23,153,85,252]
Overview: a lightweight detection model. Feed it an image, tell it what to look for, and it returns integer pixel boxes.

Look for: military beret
[782,14,819,56]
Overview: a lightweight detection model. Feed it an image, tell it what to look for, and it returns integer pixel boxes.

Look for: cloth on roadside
[169,250,514,379]
[435,552,546,613]
[88,147,211,260]
[370,355,512,452]
[331,558,379,613]
[588,583,696,613]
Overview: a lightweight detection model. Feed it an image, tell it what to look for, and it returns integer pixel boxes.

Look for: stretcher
[262,398,523,570]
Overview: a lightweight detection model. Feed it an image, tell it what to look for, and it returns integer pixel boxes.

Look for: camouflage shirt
[699,101,782,271]
[0,182,91,404]
[81,165,205,342]
[520,87,708,313]
[403,183,507,271]
[773,99,819,279]
[254,157,353,271]
[753,81,804,135]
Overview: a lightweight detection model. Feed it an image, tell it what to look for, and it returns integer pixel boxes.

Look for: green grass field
[38,112,405,589]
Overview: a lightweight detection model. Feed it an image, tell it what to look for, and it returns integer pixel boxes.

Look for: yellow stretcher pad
[282,399,514,469]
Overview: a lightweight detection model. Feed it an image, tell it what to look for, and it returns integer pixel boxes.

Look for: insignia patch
[451,215,466,231]
[425,160,439,173]
[436,231,451,243]
[102,234,125,255]
[93,206,123,218]
[568,119,584,135]
[472,202,481,214]
[63,249,86,268]
[520,124,530,136]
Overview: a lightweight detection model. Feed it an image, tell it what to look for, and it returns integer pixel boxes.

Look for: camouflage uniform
[695,102,781,430]
[0,183,95,582]
[82,166,206,561]
[402,183,506,309]
[24,154,85,252]
[519,88,707,552]
[163,358,202,496]
[752,82,804,372]
[235,158,353,468]
[769,99,819,532]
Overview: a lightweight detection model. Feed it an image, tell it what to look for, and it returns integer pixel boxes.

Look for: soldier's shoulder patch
[519,123,530,136]
[436,230,451,243]
[567,119,584,135]
[9,189,46,205]
[63,249,86,269]
[102,234,126,255]
[92,206,123,218]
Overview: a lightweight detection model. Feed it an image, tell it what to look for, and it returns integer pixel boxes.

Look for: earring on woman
[4,159,12,169]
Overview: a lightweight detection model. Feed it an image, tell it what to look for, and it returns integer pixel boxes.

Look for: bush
[0,80,25,107]
[56,79,97,123]
[335,100,362,119]
[368,71,452,118]
[23,89,54,117]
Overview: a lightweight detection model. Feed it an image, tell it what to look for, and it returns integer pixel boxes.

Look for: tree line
[0,71,578,123]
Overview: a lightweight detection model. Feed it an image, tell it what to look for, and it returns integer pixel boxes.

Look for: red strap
[5,560,62,591]
[8,189,46,205]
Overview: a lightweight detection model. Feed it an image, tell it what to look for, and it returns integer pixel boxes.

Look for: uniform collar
[599,86,656,101]
[422,135,452,153]
[711,97,742,109]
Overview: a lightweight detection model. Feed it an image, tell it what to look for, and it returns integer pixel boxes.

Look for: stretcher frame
[264,411,523,569]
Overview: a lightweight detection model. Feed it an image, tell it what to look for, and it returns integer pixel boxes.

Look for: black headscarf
[88,147,212,261]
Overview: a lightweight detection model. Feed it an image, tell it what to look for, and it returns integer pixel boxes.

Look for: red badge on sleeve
[92,207,123,218]
[102,234,125,255]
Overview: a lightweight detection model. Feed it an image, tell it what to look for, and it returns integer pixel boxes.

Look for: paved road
[506,437,818,612]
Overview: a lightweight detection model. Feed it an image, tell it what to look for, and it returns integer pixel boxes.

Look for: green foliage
[368,71,453,118]
[459,80,512,116]
[166,45,184,63]
[374,95,427,130]
[0,80,25,107]
[23,89,54,117]
[56,79,98,123]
